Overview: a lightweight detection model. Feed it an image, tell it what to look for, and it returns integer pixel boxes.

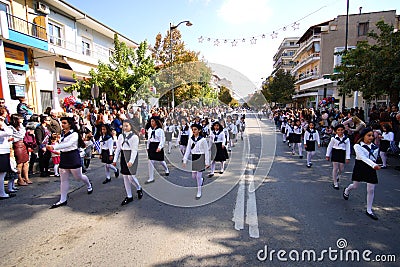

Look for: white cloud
[217,0,272,24]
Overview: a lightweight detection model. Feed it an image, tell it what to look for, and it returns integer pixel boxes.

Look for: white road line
[246,173,260,238]
[232,178,245,230]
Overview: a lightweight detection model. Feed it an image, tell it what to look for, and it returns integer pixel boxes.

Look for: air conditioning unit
[36,2,50,14]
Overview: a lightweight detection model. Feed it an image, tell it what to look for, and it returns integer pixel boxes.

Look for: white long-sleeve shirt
[381,132,394,142]
[354,142,379,169]
[99,135,114,155]
[53,131,79,152]
[0,126,13,154]
[209,130,226,146]
[147,127,165,149]
[183,135,210,165]
[304,129,320,145]
[113,132,139,164]
[326,135,351,160]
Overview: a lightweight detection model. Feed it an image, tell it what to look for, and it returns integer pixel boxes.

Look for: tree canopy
[261,70,295,105]
[333,20,400,104]
[65,35,157,104]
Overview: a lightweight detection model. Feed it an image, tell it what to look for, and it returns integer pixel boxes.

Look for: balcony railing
[291,52,320,73]
[295,71,319,84]
[7,13,47,40]
[48,35,113,63]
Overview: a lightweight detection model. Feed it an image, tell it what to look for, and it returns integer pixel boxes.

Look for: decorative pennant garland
[198,6,325,47]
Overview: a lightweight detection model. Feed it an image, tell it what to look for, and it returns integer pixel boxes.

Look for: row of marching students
[280,119,382,220]
[45,117,143,208]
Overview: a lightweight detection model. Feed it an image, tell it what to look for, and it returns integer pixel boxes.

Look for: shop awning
[292,91,318,99]
[63,57,95,77]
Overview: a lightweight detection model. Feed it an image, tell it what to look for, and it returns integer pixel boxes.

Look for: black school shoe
[366,211,378,220]
[137,189,143,199]
[102,178,111,184]
[121,197,133,206]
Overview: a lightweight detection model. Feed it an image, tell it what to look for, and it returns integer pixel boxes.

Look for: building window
[49,21,63,46]
[358,22,369,36]
[290,42,295,46]
[82,37,91,56]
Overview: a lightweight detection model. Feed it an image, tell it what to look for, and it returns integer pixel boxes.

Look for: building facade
[0,0,138,114]
[272,37,299,74]
[290,10,399,110]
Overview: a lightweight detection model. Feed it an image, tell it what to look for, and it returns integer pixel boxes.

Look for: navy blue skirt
[148,142,164,161]
[60,150,82,169]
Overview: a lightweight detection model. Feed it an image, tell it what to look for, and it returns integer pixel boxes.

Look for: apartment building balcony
[6,13,48,51]
[292,34,320,60]
[291,52,320,74]
[294,71,319,85]
[48,35,112,66]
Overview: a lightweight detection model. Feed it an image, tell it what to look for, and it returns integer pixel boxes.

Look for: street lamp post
[342,0,349,112]
[169,20,192,110]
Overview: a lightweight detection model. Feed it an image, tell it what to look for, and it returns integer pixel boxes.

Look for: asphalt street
[0,114,399,267]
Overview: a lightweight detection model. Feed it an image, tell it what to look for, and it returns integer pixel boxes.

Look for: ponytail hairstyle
[60,116,86,148]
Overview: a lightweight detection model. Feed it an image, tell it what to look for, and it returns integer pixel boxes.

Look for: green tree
[333,20,400,104]
[66,35,157,103]
[262,70,295,105]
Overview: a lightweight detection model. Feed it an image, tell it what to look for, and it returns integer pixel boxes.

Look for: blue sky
[66,0,399,96]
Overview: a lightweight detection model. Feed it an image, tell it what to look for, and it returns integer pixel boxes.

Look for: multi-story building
[0,0,138,113]
[272,37,299,74]
[291,10,399,110]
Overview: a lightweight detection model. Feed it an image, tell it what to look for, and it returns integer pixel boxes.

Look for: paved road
[0,115,399,266]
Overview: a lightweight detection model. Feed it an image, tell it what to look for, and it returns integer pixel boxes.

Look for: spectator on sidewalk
[48,109,61,134]
[34,115,52,177]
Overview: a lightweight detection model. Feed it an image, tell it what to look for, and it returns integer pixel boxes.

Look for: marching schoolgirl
[292,119,303,158]
[326,124,351,190]
[113,119,143,206]
[239,116,246,141]
[343,127,381,220]
[379,124,394,169]
[286,119,294,148]
[164,118,175,154]
[304,121,320,167]
[183,124,210,199]
[281,117,288,143]
[176,118,191,156]
[100,124,119,184]
[145,116,169,184]
[201,118,210,138]
[226,116,237,151]
[46,117,93,208]
[208,121,229,177]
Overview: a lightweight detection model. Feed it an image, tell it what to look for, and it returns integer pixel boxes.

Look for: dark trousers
[29,152,38,173]
[38,149,51,174]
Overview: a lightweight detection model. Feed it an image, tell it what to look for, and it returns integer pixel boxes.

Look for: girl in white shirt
[176,119,191,156]
[100,124,119,184]
[209,121,228,177]
[326,124,351,190]
[164,118,175,154]
[304,121,320,167]
[145,116,169,184]
[379,124,394,169]
[183,124,210,199]
[113,120,143,206]
[343,127,381,220]
[46,117,93,209]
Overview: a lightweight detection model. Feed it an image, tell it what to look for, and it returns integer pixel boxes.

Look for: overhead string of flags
[198,5,327,47]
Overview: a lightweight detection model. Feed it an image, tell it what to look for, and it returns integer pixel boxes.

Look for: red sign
[57,88,61,94]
